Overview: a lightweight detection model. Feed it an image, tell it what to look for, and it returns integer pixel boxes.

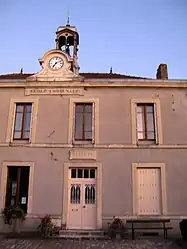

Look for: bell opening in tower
[58,34,74,57]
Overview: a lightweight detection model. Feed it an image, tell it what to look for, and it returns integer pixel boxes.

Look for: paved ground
[0,238,181,249]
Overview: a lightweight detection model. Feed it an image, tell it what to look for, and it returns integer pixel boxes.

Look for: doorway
[5,166,30,213]
[137,168,162,215]
[67,168,97,229]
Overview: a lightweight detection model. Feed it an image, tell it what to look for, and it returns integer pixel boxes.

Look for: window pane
[14,131,22,139]
[90,169,95,178]
[26,104,32,113]
[85,112,92,132]
[16,104,24,113]
[84,169,89,178]
[24,112,31,131]
[137,112,144,132]
[75,104,83,113]
[137,131,144,140]
[137,106,144,113]
[78,169,83,178]
[146,105,154,113]
[146,113,155,132]
[85,104,92,113]
[75,113,83,139]
[147,131,155,140]
[23,131,30,139]
[84,131,92,140]
[71,169,76,178]
[14,112,23,131]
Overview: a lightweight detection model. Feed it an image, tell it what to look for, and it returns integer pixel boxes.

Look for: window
[74,103,93,141]
[5,166,30,213]
[136,103,156,141]
[71,168,96,179]
[13,103,32,140]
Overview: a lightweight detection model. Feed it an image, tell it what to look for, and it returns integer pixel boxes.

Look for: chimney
[156,64,168,80]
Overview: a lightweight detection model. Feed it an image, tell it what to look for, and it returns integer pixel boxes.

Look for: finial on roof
[110,66,113,74]
[66,9,70,26]
[20,68,23,74]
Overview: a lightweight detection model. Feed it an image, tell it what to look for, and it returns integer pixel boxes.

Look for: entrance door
[137,168,161,215]
[67,168,97,229]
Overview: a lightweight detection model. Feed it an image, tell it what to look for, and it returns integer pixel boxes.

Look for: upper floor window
[136,103,156,141]
[74,103,93,141]
[13,103,32,140]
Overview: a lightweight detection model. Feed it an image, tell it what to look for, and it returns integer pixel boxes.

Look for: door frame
[63,162,102,229]
[0,161,35,214]
[132,163,167,216]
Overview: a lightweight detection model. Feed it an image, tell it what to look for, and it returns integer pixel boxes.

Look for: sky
[0,0,187,79]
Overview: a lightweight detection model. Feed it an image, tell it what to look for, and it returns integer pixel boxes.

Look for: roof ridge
[0,72,149,80]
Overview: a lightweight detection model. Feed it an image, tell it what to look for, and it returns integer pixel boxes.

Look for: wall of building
[0,82,187,232]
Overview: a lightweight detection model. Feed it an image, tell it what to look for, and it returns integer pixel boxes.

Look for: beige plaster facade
[0,23,187,233]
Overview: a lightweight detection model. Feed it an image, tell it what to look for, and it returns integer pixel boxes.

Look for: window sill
[73,140,95,147]
[10,140,31,145]
[137,140,157,146]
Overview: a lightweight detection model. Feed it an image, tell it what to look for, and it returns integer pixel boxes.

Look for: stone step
[58,229,109,239]
[57,234,109,239]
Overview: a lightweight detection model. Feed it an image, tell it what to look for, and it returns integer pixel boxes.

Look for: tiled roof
[0,72,148,80]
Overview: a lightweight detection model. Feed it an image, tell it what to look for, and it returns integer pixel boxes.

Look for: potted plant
[108,216,126,239]
[38,215,56,238]
[2,205,26,233]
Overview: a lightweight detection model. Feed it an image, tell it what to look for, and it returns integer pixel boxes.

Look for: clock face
[49,57,64,70]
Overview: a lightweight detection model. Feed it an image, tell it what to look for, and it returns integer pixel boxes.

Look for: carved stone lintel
[69,149,97,160]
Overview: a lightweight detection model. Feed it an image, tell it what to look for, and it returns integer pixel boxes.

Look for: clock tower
[27,20,82,82]
[55,19,80,74]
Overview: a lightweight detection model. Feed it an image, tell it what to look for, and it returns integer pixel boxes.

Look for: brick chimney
[156,64,168,80]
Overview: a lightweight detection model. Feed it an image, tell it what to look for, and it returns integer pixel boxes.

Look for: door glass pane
[70,184,80,204]
[78,169,83,178]
[71,169,77,178]
[85,184,96,204]
[90,169,95,178]
[84,169,89,178]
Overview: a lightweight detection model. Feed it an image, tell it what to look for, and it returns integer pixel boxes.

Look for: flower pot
[12,218,21,233]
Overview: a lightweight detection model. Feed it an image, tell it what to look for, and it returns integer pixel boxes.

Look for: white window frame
[68,98,99,145]
[0,161,35,214]
[132,163,167,216]
[6,98,38,144]
[131,98,163,145]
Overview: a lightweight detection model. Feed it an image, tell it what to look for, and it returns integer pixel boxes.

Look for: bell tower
[55,19,80,74]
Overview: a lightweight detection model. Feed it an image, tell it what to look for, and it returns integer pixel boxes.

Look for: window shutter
[92,103,95,144]
[135,104,138,143]
[72,103,76,143]
[153,103,158,144]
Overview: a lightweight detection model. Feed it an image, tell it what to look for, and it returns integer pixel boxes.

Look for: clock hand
[53,61,58,68]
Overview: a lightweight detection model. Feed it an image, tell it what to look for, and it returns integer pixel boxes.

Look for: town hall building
[0,21,187,234]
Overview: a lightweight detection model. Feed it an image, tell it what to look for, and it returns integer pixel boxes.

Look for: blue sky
[0,0,187,79]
